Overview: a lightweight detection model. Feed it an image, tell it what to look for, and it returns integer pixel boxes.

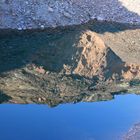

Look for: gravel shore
[123,123,140,140]
[0,0,140,29]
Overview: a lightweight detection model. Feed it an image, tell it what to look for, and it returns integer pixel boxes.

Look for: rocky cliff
[0,21,140,106]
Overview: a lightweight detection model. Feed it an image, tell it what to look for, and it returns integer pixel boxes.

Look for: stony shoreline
[0,0,140,30]
[123,123,140,140]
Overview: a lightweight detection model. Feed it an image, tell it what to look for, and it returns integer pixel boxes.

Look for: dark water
[0,94,140,140]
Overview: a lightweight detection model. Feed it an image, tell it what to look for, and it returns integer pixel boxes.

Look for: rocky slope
[0,0,140,29]
[0,21,140,106]
[123,123,140,140]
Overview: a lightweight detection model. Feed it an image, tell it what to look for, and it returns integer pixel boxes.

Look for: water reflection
[0,94,140,140]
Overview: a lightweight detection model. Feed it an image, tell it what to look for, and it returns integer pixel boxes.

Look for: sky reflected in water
[0,94,140,140]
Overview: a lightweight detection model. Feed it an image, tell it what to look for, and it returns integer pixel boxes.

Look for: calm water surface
[0,94,140,140]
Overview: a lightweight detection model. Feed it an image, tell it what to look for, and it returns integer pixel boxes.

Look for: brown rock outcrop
[63,30,140,82]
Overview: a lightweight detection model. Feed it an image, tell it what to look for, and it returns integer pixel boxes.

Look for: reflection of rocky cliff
[0,21,140,106]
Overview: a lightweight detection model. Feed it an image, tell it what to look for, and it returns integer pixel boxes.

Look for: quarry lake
[0,94,140,140]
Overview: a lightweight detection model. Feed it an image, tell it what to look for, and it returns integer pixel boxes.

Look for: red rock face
[69,31,140,81]
[73,31,107,79]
